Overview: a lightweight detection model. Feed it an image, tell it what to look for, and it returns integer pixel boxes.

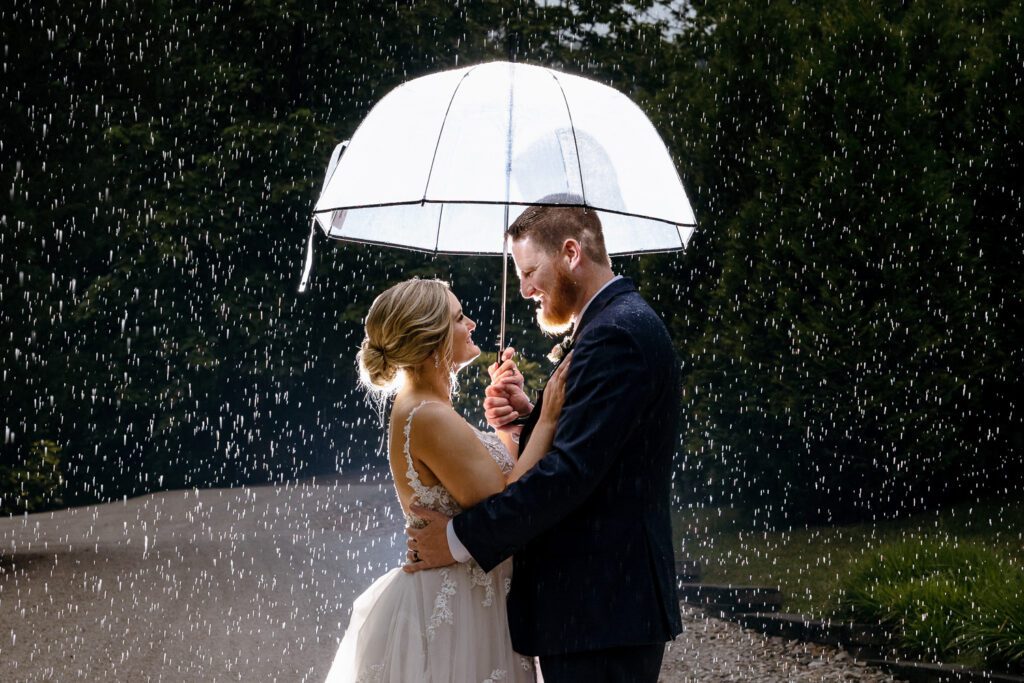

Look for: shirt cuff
[446,519,472,563]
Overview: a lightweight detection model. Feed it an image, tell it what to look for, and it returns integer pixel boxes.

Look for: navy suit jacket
[452,277,683,656]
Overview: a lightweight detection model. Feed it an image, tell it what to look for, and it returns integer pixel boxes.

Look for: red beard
[536,265,578,335]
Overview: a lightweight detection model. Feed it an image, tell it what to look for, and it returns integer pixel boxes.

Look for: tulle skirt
[326,559,534,683]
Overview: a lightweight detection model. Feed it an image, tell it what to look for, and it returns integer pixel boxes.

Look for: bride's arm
[505,354,571,484]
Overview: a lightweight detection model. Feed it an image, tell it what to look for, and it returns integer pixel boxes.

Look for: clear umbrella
[302,60,697,351]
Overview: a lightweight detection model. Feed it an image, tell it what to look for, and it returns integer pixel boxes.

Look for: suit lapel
[571,277,636,343]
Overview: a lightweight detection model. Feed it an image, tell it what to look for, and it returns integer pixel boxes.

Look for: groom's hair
[507,196,611,267]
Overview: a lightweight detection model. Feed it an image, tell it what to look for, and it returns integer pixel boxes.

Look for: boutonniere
[547,334,575,364]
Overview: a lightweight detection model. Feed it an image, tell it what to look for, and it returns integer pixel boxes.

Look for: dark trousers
[538,643,665,683]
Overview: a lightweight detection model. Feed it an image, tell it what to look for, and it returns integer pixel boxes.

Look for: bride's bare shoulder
[389,397,462,442]
[399,400,477,452]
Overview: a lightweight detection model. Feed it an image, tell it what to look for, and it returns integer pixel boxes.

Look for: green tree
[2,0,658,507]
[662,0,1022,524]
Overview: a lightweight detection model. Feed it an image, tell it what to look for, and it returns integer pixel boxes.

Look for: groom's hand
[485,347,532,429]
[403,505,456,573]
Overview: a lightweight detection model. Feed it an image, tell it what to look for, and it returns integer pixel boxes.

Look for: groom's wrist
[509,411,532,427]
[446,520,472,563]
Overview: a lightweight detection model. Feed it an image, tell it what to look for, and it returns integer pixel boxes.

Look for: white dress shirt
[446,275,622,563]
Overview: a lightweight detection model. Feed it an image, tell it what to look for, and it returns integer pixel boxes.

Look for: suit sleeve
[453,322,652,571]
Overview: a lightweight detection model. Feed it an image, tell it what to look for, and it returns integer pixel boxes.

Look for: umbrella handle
[498,222,509,358]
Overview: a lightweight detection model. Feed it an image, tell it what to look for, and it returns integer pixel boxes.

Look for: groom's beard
[535,266,578,336]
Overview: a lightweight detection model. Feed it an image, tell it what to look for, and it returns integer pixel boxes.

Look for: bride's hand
[539,352,572,425]
[487,347,524,387]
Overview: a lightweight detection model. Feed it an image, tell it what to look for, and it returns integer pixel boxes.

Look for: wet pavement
[2,479,902,682]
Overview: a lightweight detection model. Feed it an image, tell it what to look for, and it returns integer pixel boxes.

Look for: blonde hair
[357,278,453,394]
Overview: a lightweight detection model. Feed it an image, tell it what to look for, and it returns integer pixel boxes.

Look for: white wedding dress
[325,401,535,683]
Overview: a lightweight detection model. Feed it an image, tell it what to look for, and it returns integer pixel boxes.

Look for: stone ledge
[728,611,898,659]
[676,582,1024,683]
[865,659,1024,683]
[677,582,783,613]
[705,606,1024,683]
[674,559,702,582]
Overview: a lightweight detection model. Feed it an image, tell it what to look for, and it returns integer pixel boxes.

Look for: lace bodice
[402,400,515,528]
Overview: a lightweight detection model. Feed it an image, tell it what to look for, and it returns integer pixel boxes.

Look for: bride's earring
[433,352,440,369]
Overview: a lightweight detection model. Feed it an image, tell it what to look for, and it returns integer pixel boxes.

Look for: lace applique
[483,670,507,682]
[467,562,496,607]
[519,656,533,671]
[426,569,457,641]
[472,428,515,474]
[504,577,512,597]
[356,663,384,683]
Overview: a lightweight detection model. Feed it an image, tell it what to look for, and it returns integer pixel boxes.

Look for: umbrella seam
[421,66,477,203]
[312,142,350,239]
[319,140,348,199]
[547,70,588,207]
[434,203,444,252]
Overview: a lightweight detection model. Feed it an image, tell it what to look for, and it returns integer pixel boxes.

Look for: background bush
[0,439,64,514]
[836,539,1024,670]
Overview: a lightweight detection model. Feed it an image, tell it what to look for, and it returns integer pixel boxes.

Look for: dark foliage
[1,0,1019,522]
[660,0,1023,524]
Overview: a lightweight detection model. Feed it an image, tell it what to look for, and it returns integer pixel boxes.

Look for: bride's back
[385,393,513,522]
[387,395,446,516]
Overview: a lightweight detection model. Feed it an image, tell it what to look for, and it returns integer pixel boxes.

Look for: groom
[406,202,682,681]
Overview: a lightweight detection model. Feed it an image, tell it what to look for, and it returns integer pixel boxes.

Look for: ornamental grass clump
[966,579,1024,671]
[836,538,1024,671]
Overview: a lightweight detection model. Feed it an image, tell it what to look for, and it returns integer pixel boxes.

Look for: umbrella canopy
[302,61,697,350]
[310,61,695,259]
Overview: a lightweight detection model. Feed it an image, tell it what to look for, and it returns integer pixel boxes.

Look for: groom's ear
[562,238,583,269]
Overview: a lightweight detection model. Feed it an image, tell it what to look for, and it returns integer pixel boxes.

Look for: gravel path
[659,606,902,682]
[2,479,901,682]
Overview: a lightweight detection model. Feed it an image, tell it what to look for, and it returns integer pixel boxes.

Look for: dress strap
[403,400,444,495]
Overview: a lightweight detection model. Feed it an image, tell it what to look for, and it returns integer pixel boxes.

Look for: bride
[326,277,569,683]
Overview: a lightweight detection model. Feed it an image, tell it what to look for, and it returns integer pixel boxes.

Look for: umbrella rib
[316,198,696,228]
[421,67,477,203]
[319,140,349,198]
[320,231,688,257]
[434,203,444,252]
[547,70,588,207]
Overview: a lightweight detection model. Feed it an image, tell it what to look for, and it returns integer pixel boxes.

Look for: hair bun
[358,338,398,390]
